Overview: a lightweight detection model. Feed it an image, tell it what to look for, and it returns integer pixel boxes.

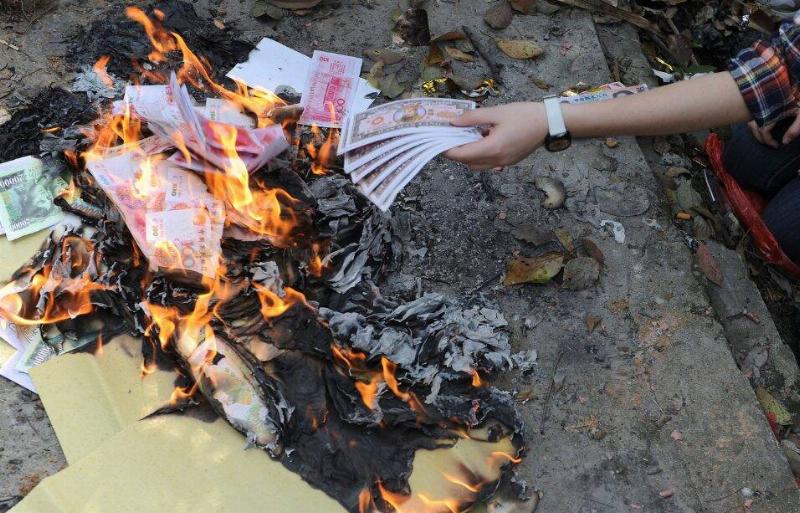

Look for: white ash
[71,65,125,102]
[320,293,534,402]
[249,261,285,296]
[308,175,357,218]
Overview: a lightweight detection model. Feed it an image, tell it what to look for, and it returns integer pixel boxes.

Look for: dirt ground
[2,1,800,512]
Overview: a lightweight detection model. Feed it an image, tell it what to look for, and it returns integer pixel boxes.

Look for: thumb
[450,106,502,127]
[783,114,800,145]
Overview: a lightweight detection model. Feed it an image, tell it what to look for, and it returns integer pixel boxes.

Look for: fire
[254,284,308,320]
[93,55,114,88]
[0,240,108,327]
[470,369,482,388]
[125,6,284,126]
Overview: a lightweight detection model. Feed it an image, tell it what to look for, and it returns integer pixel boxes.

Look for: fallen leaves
[504,252,565,285]
[444,46,475,62]
[510,0,537,14]
[562,257,600,290]
[755,387,792,426]
[497,39,544,59]
[694,243,723,286]
[484,1,514,29]
[580,238,605,266]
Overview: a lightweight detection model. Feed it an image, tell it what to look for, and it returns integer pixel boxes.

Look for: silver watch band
[543,97,567,137]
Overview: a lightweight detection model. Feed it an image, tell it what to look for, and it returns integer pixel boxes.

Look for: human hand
[444,102,548,170]
[748,111,800,148]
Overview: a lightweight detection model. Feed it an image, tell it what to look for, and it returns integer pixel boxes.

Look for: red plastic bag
[705,133,800,277]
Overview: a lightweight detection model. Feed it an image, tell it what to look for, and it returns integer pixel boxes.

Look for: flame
[355,374,382,410]
[0,241,108,327]
[471,369,482,388]
[125,7,284,126]
[93,55,114,88]
[254,284,308,320]
[442,474,481,493]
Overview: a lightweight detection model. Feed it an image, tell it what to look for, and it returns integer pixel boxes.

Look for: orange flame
[93,55,114,88]
[471,369,482,388]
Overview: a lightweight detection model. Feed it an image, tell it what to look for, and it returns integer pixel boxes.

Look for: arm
[445,72,751,170]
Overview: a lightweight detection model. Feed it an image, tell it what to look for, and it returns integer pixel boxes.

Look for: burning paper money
[338,98,482,210]
[0,156,66,240]
[299,50,363,128]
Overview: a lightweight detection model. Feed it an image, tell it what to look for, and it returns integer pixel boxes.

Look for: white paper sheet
[226,38,378,115]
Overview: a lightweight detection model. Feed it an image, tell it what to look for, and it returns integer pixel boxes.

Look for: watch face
[546,133,572,152]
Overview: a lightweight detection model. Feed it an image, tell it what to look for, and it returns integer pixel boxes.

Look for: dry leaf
[363,48,406,65]
[497,39,544,59]
[694,243,723,286]
[580,238,605,266]
[562,257,600,290]
[484,1,513,29]
[510,0,537,14]
[504,252,564,285]
[585,314,602,333]
[268,0,321,9]
[512,226,554,246]
[444,46,475,62]
[554,228,574,253]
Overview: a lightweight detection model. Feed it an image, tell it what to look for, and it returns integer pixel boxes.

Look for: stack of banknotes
[338,98,481,211]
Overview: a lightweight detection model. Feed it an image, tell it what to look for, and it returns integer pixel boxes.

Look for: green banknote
[15,329,97,374]
[0,156,65,240]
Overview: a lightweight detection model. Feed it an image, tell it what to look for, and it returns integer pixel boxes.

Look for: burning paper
[226,38,378,118]
[87,152,224,278]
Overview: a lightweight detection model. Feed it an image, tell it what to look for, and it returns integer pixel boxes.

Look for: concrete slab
[0,1,798,512]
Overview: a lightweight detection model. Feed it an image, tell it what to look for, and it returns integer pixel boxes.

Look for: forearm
[562,72,752,138]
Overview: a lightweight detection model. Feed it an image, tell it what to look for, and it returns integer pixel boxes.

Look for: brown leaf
[497,39,544,59]
[268,0,321,9]
[510,0,537,14]
[585,314,602,333]
[554,228,575,254]
[484,1,513,29]
[531,77,551,90]
[580,238,605,266]
[694,243,723,286]
[504,252,564,285]
[444,46,475,62]
[562,257,600,290]
[512,226,555,246]
[425,44,447,66]
[363,48,406,65]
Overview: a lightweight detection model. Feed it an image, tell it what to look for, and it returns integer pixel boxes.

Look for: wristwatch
[543,96,572,152]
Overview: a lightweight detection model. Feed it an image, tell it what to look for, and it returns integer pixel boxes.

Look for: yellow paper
[19,334,515,513]
[30,335,177,463]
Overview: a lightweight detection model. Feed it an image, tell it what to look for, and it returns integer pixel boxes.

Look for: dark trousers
[722,122,800,263]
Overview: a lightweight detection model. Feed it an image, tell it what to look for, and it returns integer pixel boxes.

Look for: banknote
[145,207,222,278]
[368,139,468,210]
[299,50,362,128]
[201,98,254,128]
[88,151,224,277]
[15,330,98,374]
[338,98,480,152]
[0,156,65,240]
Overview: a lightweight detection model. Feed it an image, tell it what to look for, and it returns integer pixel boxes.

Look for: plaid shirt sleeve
[730,22,800,126]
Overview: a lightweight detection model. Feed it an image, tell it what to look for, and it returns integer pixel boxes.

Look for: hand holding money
[337,98,483,210]
[444,102,548,170]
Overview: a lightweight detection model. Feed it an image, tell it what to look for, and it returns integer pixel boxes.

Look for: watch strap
[543,97,567,137]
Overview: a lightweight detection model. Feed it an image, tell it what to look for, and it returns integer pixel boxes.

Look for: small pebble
[605,137,619,148]
[659,489,674,499]
[670,430,683,441]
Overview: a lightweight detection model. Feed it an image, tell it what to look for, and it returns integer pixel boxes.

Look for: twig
[461,25,504,85]
[0,38,20,51]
